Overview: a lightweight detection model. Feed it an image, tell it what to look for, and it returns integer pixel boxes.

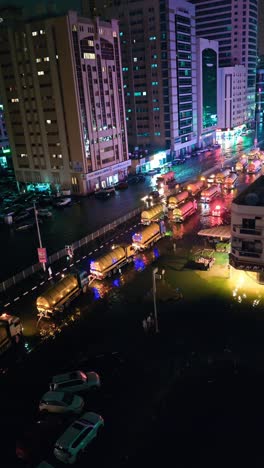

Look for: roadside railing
[0,206,142,293]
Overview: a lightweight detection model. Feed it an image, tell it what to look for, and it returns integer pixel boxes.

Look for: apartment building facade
[230,176,264,282]
[191,0,258,123]
[0,11,129,194]
[90,0,198,164]
[217,65,247,130]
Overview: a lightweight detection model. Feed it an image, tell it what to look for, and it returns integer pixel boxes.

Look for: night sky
[0,0,82,16]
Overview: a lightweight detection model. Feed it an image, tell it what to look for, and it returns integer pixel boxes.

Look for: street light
[33,201,46,272]
[152,267,159,333]
[152,267,165,333]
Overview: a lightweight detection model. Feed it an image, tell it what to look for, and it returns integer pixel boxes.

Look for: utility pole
[34,201,46,272]
[152,267,159,333]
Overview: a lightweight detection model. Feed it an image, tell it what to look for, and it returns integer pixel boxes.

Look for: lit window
[127,109,132,113]
[32,31,38,36]
[151,64,158,68]
[44,57,50,62]
[58,154,62,158]
[88,40,94,46]
[149,36,156,41]
[122,67,128,72]
[83,52,96,59]
[133,57,137,62]
[152,81,158,86]
[120,32,124,36]
[99,28,103,35]
[20,153,27,157]
[102,67,105,72]
[40,30,45,35]
[38,71,44,75]
[36,58,42,63]
[52,154,56,158]
[113,31,117,37]
[56,55,59,59]
[134,92,142,96]
[46,120,51,124]
[11,98,19,103]
[143,91,147,96]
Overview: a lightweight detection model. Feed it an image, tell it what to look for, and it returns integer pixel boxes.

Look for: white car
[54,412,104,464]
[49,370,100,393]
[39,391,84,415]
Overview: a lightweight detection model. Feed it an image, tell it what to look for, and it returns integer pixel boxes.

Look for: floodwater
[0,132,260,280]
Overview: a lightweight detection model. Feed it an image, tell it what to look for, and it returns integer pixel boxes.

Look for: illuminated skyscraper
[89,0,198,165]
[191,0,258,123]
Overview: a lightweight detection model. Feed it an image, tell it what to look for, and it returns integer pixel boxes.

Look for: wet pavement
[0,132,259,280]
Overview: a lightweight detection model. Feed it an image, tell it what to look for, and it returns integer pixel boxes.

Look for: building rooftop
[234,175,264,206]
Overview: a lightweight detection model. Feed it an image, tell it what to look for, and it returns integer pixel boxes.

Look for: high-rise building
[90,0,198,167]
[256,58,264,123]
[258,0,264,56]
[217,65,247,131]
[191,0,258,123]
[0,103,10,168]
[196,38,218,148]
[0,11,129,194]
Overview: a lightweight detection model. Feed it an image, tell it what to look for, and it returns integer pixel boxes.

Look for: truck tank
[141,203,164,223]
[36,274,79,312]
[215,169,230,183]
[173,200,196,218]
[186,181,204,196]
[0,321,11,354]
[157,171,175,184]
[90,246,126,274]
[168,191,189,207]
[201,185,220,200]
[132,223,160,245]
[247,159,261,173]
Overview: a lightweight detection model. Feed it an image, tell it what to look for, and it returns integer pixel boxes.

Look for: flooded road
[0,132,259,279]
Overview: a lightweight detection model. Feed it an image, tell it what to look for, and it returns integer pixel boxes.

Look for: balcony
[232,224,262,236]
[231,247,262,259]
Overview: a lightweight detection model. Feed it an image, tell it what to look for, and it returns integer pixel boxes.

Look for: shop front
[85,160,131,193]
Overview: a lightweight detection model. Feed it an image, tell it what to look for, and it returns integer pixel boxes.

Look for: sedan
[39,391,84,415]
[54,412,104,464]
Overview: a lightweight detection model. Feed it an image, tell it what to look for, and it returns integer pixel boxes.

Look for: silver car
[49,370,101,393]
[39,391,84,415]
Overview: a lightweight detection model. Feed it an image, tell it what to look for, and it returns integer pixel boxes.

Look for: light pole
[152,267,166,333]
[34,201,46,272]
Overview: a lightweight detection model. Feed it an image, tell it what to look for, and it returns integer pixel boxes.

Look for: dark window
[72,427,93,448]
[242,218,255,229]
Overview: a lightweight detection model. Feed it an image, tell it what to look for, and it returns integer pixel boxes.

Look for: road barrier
[0,206,142,293]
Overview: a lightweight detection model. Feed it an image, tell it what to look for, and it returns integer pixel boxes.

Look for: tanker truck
[235,157,248,172]
[186,181,204,197]
[247,159,262,174]
[169,199,197,223]
[132,221,166,251]
[36,269,89,318]
[89,244,135,280]
[0,313,23,356]
[215,169,230,184]
[156,171,175,188]
[167,191,189,209]
[223,173,238,189]
[200,185,220,203]
[141,203,164,225]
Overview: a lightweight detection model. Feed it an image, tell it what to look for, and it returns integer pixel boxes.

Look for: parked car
[148,190,160,200]
[115,181,128,190]
[173,158,186,165]
[94,190,111,200]
[16,415,65,465]
[54,412,104,464]
[49,370,101,393]
[127,176,140,184]
[39,391,84,415]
